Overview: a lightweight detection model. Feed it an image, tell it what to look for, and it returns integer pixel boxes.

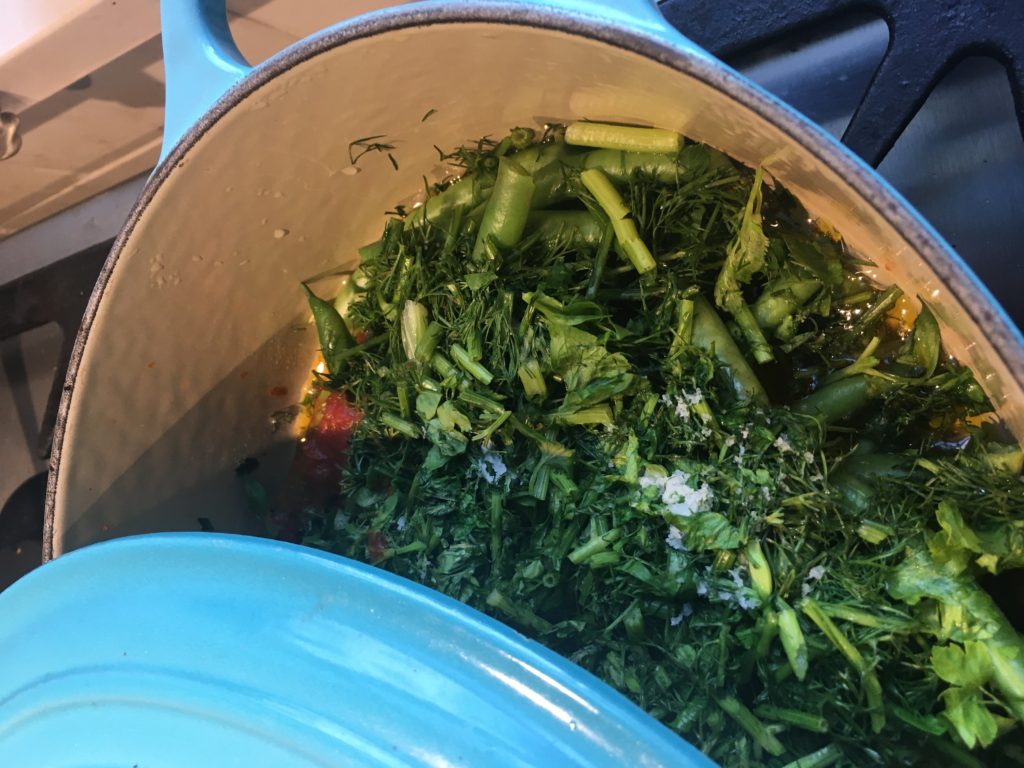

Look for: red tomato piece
[273,392,363,542]
[293,392,362,487]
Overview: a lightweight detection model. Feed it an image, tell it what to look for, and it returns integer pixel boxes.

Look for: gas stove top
[2,0,1022,586]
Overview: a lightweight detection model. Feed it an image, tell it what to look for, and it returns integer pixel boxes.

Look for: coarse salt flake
[728,567,745,588]
[669,604,694,626]
[674,398,690,419]
[661,471,714,517]
[642,468,714,518]
[733,445,747,466]
[478,451,508,484]
[665,525,687,551]
[774,435,793,453]
[737,593,759,610]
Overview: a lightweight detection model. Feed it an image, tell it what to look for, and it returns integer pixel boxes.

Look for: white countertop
[0,0,406,241]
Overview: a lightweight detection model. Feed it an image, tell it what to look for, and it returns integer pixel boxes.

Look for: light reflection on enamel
[505,654,599,714]
[478,663,575,726]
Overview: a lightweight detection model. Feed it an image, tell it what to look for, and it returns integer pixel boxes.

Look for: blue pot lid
[0,533,714,767]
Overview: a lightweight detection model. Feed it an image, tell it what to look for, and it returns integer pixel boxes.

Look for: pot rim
[44,1,1024,561]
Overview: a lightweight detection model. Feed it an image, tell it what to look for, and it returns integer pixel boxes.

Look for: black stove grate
[660,0,1024,167]
[0,241,110,581]
[0,240,111,459]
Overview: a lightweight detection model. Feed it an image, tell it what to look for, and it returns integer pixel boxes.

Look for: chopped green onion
[585,551,622,568]
[668,297,695,373]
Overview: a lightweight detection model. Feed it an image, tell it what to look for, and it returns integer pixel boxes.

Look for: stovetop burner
[2,1,1023,585]
[662,0,1024,167]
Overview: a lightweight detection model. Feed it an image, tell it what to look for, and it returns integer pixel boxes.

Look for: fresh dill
[347,133,397,167]
[290,122,1024,767]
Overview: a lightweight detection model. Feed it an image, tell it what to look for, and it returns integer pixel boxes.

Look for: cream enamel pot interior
[46,0,1024,558]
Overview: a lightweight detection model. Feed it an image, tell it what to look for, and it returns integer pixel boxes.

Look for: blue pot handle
[159,0,252,162]
[157,0,693,164]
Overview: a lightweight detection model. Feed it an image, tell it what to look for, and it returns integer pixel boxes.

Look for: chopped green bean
[753,705,828,734]
[451,343,494,384]
[794,374,893,426]
[714,695,786,757]
[579,167,656,274]
[753,278,822,330]
[801,597,866,670]
[777,599,809,681]
[526,210,605,248]
[779,745,841,768]
[692,297,768,404]
[565,121,682,154]
[568,528,622,564]
[472,157,535,262]
[381,412,420,439]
